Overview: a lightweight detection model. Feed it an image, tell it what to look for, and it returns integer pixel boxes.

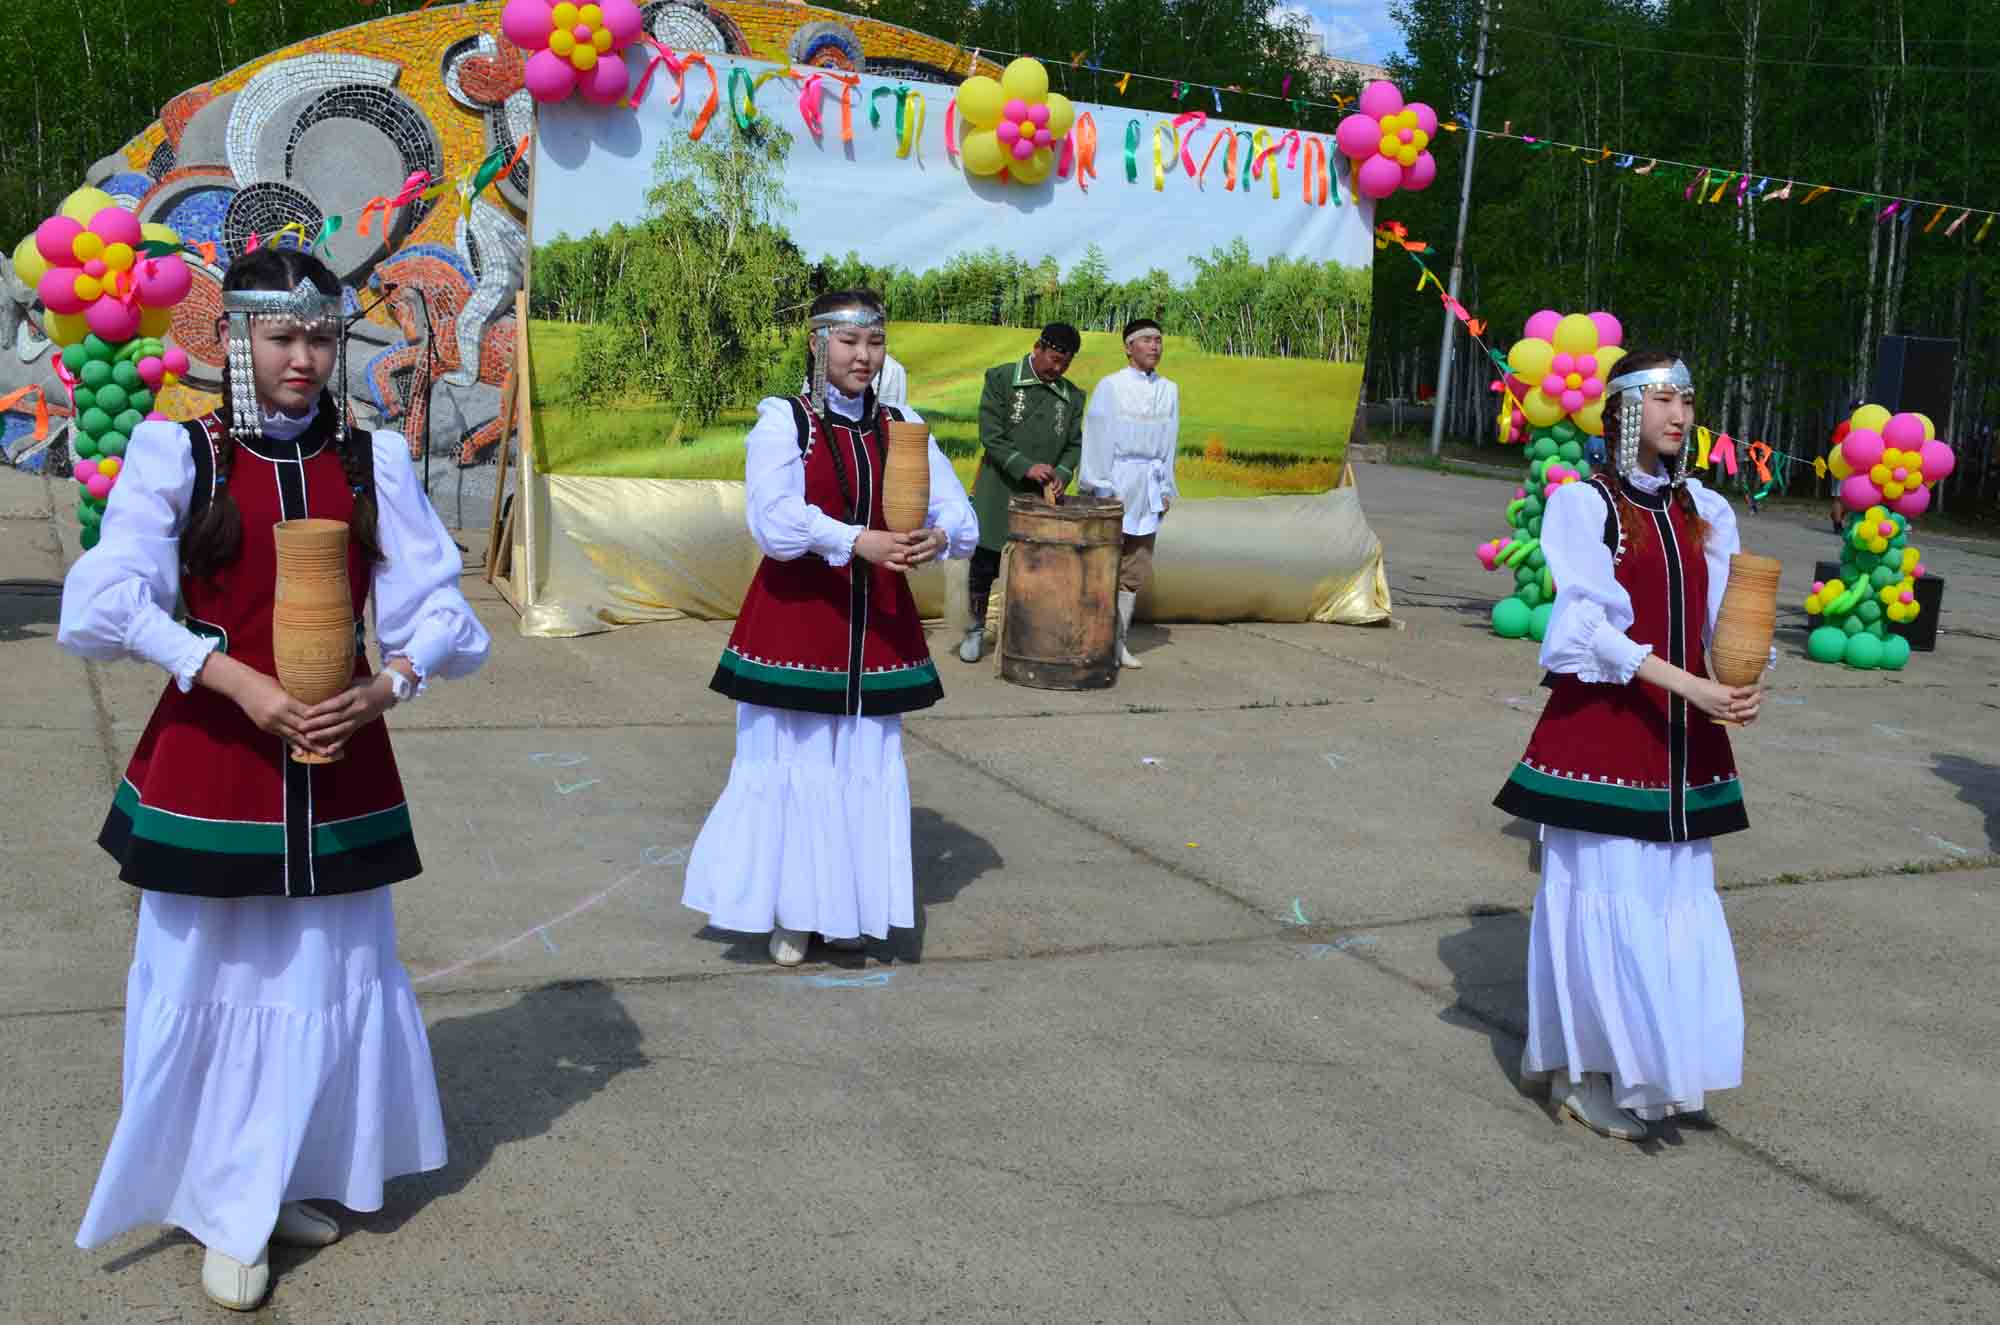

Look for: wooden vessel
[881,420,931,534]
[999,495,1124,690]
[1710,552,1781,722]
[273,518,356,764]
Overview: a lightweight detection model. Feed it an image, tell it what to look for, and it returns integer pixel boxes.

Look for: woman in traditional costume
[60,247,489,1309]
[1492,351,1762,1141]
[683,290,979,965]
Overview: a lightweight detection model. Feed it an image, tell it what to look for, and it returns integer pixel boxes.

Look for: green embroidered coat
[971,355,1085,552]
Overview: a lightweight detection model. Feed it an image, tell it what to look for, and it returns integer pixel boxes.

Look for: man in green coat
[959,322,1085,663]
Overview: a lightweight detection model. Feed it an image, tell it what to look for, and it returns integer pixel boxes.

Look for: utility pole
[1429,0,1493,457]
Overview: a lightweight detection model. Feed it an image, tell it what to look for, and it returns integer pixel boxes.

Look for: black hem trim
[98,806,423,899]
[1493,784,1749,844]
[709,667,943,717]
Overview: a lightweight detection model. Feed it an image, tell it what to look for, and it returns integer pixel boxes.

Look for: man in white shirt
[1079,318,1179,668]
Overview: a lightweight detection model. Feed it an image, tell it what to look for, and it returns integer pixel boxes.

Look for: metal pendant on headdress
[220,278,346,441]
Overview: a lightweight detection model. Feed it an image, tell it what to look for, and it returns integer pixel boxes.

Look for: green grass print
[530,321,1360,497]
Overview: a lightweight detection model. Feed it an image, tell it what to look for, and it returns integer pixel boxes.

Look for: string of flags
[952,40,1994,239]
[1480,125,1996,242]
[190,131,534,264]
[1378,219,1830,509]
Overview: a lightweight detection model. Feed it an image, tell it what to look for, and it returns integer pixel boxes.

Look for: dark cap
[1037,323,1082,355]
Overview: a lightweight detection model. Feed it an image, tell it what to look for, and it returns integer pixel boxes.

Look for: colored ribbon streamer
[675,54,721,141]
[898,92,925,159]
[870,85,902,132]
[1151,122,1181,190]
[0,385,51,442]
[1977,214,1995,243]
[268,221,310,251]
[729,66,757,128]
[1746,440,1774,487]
[1195,127,1236,191]
[629,36,683,107]
[945,99,959,161]
[1058,113,1098,189]
[799,72,857,141]
[1171,112,1207,177]
[1124,119,1141,184]
[1695,426,1714,469]
[1710,433,1739,477]
[1249,128,1278,199]
[1301,136,1328,206]
[1946,209,1971,236]
[356,169,434,238]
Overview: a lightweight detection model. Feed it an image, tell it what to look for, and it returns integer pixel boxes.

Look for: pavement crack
[901,726,1276,922]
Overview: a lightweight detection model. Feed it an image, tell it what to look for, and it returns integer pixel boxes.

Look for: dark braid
[181,421,241,580]
[335,409,383,563]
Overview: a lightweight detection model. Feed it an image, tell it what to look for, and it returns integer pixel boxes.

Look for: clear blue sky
[1271,1,1406,67]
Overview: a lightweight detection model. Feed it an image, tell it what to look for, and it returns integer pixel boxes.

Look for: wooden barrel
[1000,495,1124,690]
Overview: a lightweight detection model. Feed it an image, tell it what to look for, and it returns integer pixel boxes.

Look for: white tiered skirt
[1523,828,1744,1119]
[682,704,913,940]
[75,889,446,1264]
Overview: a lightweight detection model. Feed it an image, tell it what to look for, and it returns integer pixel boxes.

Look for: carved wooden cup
[272,518,355,764]
[1710,551,1781,725]
[882,420,932,534]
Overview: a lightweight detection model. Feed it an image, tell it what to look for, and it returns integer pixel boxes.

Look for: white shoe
[1554,1070,1649,1141]
[201,1245,271,1312]
[769,926,810,966]
[957,626,984,663]
[273,1200,341,1247]
[1116,590,1143,669]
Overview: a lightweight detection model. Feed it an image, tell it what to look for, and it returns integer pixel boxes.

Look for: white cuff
[816,521,863,567]
[169,634,221,693]
[1577,620,1652,685]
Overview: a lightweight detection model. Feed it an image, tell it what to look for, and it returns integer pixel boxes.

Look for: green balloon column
[1800,402,1953,671]
[1476,308,1625,642]
[1476,422,1597,641]
[1802,506,1920,672]
[10,186,196,551]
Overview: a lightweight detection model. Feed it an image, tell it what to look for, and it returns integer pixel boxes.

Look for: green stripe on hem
[1505,763,1743,813]
[719,651,940,692]
[112,780,413,856]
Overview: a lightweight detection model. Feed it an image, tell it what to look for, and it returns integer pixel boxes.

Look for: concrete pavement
[3,460,1997,1321]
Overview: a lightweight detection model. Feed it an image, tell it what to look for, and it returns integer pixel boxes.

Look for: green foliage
[0,0,449,243]
[553,123,811,429]
[809,240,1370,361]
[1379,0,2000,496]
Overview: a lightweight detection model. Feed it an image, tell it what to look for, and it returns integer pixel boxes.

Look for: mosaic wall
[0,1,993,476]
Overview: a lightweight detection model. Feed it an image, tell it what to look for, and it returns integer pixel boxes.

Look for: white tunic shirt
[1536,468,1741,685]
[1080,366,1180,536]
[58,406,490,692]
[743,385,980,568]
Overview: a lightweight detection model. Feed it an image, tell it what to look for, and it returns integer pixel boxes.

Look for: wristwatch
[386,667,416,703]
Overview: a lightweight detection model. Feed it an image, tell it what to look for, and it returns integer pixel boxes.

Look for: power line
[1490,20,2000,75]
[1496,3,1988,49]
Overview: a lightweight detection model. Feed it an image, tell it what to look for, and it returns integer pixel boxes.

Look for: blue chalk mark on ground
[554,777,602,795]
[800,971,895,989]
[529,753,589,767]
[538,929,558,954]
[1304,936,1379,958]
[1282,898,1311,927]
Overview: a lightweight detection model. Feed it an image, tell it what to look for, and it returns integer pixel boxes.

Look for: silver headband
[1605,359,1694,399]
[223,278,347,442]
[1606,359,1693,484]
[809,306,885,331]
[1124,325,1163,345]
[222,278,342,326]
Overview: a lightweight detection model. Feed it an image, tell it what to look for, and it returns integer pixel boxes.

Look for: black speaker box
[1871,335,1956,424]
